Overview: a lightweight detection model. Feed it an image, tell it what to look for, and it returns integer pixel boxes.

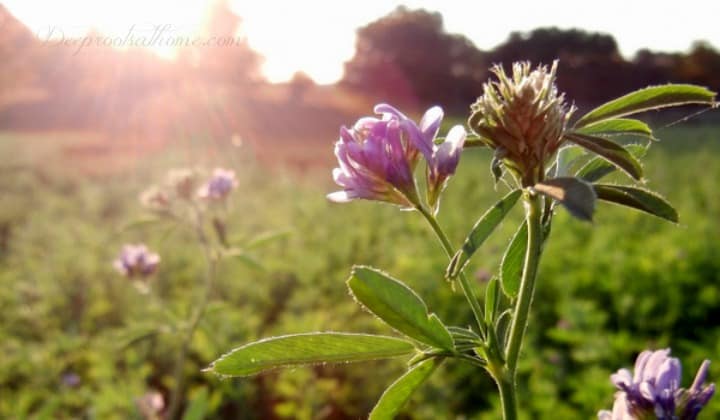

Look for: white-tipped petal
[326,191,353,203]
[419,105,444,141]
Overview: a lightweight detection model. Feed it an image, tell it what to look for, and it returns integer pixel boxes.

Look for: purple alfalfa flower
[61,372,81,388]
[425,125,467,212]
[678,360,716,420]
[198,168,238,200]
[598,349,715,420]
[113,244,160,278]
[327,104,443,208]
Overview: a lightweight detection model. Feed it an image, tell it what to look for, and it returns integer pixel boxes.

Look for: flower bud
[426,125,466,212]
[469,61,574,186]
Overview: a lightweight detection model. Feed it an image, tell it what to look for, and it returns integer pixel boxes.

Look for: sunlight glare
[5,0,209,58]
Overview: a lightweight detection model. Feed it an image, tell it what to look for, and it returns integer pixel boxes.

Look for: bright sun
[3,0,364,84]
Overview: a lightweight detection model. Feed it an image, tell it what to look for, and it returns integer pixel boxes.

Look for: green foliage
[593,184,679,223]
[369,358,440,420]
[446,190,521,280]
[348,266,454,351]
[209,333,415,377]
[575,118,654,139]
[573,84,716,127]
[500,223,527,298]
[565,132,644,180]
[1,126,719,418]
[577,143,648,182]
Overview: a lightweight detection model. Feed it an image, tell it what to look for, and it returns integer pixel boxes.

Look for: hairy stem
[416,205,486,337]
[167,207,216,419]
[505,193,542,372]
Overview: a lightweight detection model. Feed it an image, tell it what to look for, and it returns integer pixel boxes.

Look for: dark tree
[342,6,487,112]
[676,41,720,91]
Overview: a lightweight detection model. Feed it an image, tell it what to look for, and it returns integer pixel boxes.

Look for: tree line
[342,7,720,113]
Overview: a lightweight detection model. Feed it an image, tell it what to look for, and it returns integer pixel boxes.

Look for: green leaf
[244,229,292,249]
[208,333,415,376]
[593,184,678,223]
[554,145,587,177]
[446,190,521,279]
[565,133,644,180]
[348,267,454,350]
[495,309,513,351]
[369,358,440,420]
[182,388,209,420]
[534,177,597,221]
[484,277,499,326]
[574,84,716,128]
[500,223,527,298]
[577,144,648,182]
[575,118,654,139]
[221,248,265,271]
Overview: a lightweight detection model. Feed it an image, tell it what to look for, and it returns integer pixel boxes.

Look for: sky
[4,0,720,84]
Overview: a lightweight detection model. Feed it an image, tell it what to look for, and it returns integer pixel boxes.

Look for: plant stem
[500,191,542,419]
[495,371,518,420]
[416,205,485,337]
[167,207,216,419]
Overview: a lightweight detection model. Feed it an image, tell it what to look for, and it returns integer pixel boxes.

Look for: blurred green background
[1,2,720,418]
[1,123,718,419]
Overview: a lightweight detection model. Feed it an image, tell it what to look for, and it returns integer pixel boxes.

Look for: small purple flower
[328,103,442,208]
[680,360,716,420]
[425,124,466,211]
[113,244,160,278]
[61,372,81,388]
[198,168,238,200]
[599,349,715,420]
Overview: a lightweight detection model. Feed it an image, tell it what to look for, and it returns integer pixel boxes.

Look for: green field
[1,125,719,419]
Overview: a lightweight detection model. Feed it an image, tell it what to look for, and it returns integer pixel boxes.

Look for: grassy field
[1,124,719,419]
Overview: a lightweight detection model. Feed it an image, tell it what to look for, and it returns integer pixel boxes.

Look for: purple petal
[374,103,407,120]
[401,119,433,162]
[642,349,671,383]
[640,381,657,401]
[419,106,443,144]
[353,117,381,132]
[611,369,633,389]
[655,358,681,392]
[339,126,355,143]
[434,125,466,177]
[698,383,716,406]
[691,360,711,392]
[634,350,653,383]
